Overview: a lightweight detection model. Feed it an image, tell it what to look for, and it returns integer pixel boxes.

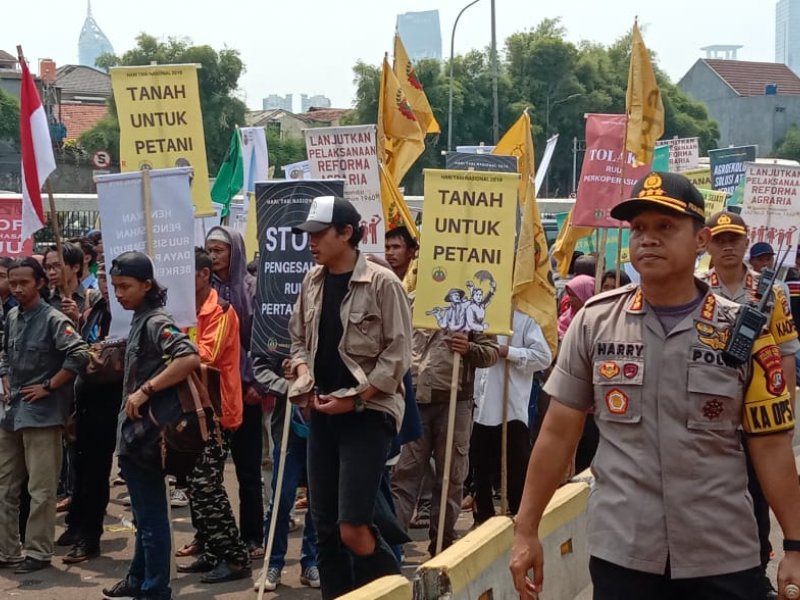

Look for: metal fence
[33,210,100,251]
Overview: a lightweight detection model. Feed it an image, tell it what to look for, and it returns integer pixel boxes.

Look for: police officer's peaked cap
[611,171,705,223]
[109,251,155,282]
[706,211,748,237]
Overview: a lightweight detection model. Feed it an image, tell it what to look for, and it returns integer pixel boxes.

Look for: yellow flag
[552,208,594,278]
[493,112,558,355]
[378,56,425,185]
[379,162,419,239]
[393,33,441,135]
[625,22,664,166]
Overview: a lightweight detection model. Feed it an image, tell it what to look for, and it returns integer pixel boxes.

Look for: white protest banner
[456,145,496,154]
[282,159,311,180]
[305,124,384,254]
[241,127,269,197]
[655,137,700,172]
[740,162,800,267]
[97,167,197,339]
[534,134,559,195]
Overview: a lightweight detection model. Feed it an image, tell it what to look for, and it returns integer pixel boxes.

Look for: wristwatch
[353,394,366,413]
[41,379,52,393]
[784,539,800,552]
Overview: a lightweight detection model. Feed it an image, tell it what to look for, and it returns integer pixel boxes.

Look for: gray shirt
[544,281,794,578]
[0,299,90,431]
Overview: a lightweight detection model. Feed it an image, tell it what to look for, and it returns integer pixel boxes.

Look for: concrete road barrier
[337,575,413,600]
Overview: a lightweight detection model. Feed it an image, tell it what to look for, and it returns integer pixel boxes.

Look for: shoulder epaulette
[583,282,637,308]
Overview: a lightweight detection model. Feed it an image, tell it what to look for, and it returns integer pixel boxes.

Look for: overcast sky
[9,0,777,111]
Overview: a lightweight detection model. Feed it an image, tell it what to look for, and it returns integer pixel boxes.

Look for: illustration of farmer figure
[427,270,496,332]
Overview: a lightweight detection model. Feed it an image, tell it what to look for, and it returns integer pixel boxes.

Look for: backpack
[119,317,221,479]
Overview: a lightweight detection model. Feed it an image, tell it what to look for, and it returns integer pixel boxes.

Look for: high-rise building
[263,94,293,111]
[78,0,114,68]
[300,94,331,112]
[777,0,800,74]
[396,10,442,62]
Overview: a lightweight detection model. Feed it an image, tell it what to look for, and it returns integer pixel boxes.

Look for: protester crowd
[2,175,800,600]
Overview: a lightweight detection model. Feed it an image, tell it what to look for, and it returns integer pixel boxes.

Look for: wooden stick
[436,351,462,555]
[45,180,69,299]
[614,224,624,286]
[594,228,608,294]
[256,399,293,599]
[142,169,155,257]
[499,359,511,515]
[165,476,176,580]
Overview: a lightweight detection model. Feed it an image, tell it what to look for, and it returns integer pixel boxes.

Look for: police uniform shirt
[543,281,794,579]
[699,266,800,356]
[0,299,89,431]
[122,306,197,395]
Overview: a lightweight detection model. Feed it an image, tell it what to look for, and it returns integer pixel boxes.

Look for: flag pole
[499,359,511,515]
[142,169,155,257]
[436,351,461,555]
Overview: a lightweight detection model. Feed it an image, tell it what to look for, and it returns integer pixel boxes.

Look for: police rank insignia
[628,288,644,312]
[638,173,664,197]
[605,388,629,415]
[702,399,724,420]
[700,295,716,321]
[695,321,729,351]
[599,362,620,379]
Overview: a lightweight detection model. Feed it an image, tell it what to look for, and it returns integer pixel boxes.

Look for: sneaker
[300,566,321,588]
[170,488,189,508]
[102,579,140,599]
[253,567,281,592]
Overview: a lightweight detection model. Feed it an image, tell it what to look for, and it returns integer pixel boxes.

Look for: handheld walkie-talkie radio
[721,258,783,367]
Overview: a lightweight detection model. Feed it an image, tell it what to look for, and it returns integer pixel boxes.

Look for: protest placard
[414,169,518,336]
[683,167,712,189]
[251,179,345,358]
[699,188,727,217]
[740,162,800,267]
[573,114,651,228]
[282,160,311,180]
[709,145,757,196]
[305,125,383,254]
[655,137,700,172]
[111,64,213,215]
[0,195,33,257]
[444,152,517,172]
[97,168,196,338]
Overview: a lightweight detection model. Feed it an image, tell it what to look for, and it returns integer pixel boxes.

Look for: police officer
[700,210,800,598]
[509,172,800,599]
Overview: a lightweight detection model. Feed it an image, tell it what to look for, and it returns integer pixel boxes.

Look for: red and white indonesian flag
[19,52,55,242]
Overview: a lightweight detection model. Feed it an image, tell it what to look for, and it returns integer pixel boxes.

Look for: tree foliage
[84,33,247,173]
[773,124,800,162]
[348,18,720,196]
[0,88,20,144]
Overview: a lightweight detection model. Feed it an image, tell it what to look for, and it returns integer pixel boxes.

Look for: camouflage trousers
[187,430,250,566]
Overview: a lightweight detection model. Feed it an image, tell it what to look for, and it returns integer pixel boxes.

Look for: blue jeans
[264,434,317,570]
[120,456,171,600]
[308,410,400,600]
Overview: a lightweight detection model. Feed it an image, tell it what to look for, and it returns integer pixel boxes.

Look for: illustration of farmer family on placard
[426,270,497,332]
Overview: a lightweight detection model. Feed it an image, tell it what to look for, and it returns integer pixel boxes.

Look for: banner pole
[594,228,608,294]
[45,180,69,298]
[256,400,293,600]
[436,351,462,555]
[499,359,511,515]
[142,169,155,257]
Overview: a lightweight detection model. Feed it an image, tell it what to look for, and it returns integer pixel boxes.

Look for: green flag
[210,129,243,217]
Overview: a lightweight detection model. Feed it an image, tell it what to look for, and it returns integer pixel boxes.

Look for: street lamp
[447,0,483,151]
[544,92,582,196]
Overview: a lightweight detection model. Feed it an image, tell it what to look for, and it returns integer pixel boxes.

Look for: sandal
[175,541,200,557]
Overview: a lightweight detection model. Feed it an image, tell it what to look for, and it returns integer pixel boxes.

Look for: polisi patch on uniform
[754,343,786,396]
[623,363,639,379]
[695,321,730,351]
[702,399,724,420]
[691,346,727,367]
[700,295,716,321]
[605,388,629,415]
[599,362,620,379]
[161,325,180,340]
[596,342,644,358]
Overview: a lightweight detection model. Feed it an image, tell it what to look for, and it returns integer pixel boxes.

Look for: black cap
[109,251,154,281]
[750,242,775,258]
[292,196,361,234]
[611,171,705,222]
[707,211,748,237]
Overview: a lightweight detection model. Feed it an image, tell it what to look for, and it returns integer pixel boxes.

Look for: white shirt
[473,310,552,427]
